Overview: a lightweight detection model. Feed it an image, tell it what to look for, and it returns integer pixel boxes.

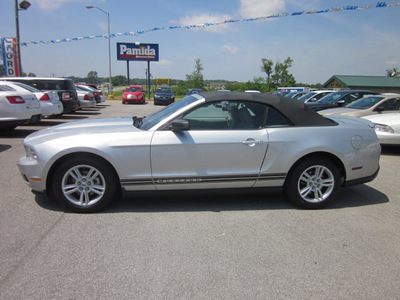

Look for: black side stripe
[121,173,286,187]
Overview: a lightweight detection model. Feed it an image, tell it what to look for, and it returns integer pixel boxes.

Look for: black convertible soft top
[200,91,336,126]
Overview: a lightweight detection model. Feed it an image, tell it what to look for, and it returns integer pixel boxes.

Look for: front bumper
[18,155,46,192]
[123,97,144,104]
[154,97,174,105]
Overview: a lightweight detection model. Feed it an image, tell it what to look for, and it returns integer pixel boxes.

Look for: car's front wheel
[52,156,118,213]
[285,158,341,209]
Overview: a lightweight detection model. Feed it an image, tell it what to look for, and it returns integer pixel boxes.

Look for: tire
[52,156,118,213]
[285,158,341,209]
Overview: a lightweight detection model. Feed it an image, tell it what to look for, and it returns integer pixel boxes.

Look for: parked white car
[0,80,42,130]
[74,86,96,108]
[363,113,400,145]
[9,81,63,117]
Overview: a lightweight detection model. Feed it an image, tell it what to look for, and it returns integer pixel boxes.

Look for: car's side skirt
[121,173,286,191]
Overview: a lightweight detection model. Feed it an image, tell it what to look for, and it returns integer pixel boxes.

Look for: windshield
[12,82,41,93]
[298,92,316,102]
[346,96,384,109]
[140,96,199,130]
[156,87,172,93]
[317,92,346,104]
[126,87,142,92]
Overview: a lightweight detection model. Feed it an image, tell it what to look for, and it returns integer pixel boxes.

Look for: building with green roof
[323,75,400,93]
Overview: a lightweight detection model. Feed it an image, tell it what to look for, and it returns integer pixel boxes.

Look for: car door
[150,100,269,190]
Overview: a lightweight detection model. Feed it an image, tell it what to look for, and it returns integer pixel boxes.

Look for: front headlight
[374,123,394,133]
[25,145,38,160]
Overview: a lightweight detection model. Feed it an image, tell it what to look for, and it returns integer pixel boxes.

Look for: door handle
[242,139,263,147]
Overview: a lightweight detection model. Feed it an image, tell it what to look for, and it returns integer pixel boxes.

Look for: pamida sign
[117,43,159,61]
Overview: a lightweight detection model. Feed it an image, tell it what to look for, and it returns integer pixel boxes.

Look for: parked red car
[122,85,145,104]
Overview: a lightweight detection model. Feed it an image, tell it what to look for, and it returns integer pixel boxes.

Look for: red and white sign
[1,38,20,77]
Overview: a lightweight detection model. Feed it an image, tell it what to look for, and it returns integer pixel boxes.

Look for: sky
[1,0,399,84]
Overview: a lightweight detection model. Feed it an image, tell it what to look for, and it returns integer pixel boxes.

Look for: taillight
[40,94,51,101]
[84,94,89,100]
[93,92,98,97]
[6,96,25,104]
[62,93,70,100]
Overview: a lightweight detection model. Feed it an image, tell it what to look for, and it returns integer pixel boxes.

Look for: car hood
[319,107,358,115]
[327,115,375,128]
[362,113,400,126]
[24,118,140,145]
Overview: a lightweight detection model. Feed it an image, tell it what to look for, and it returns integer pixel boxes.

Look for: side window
[265,107,292,128]
[182,101,268,130]
[342,93,359,104]
[380,98,400,111]
[315,93,327,100]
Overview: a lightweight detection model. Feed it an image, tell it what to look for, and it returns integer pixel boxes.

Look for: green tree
[28,72,36,77]
[186,58,204,88]
[111,75,127,87]
[87,71,99,84]
[261,57,296,90]
[261,58,273,92]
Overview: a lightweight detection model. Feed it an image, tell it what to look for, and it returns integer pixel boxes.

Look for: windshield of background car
[156,87,172,93]
[346,96,384,109]
[317,92,346,104]
[298,92,316,102]
[0,84,16,91]
[126,87,141,92]
[23,79,75,91]
[12,82,41,93]
[140,96,199,130]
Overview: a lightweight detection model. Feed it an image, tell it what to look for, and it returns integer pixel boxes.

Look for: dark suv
[1,77,79,114]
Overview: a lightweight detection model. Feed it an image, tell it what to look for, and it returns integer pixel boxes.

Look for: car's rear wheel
[285,158,340,209]
[52,156,118,213]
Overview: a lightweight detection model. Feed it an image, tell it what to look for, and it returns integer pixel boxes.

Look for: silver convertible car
[18,92,381,212]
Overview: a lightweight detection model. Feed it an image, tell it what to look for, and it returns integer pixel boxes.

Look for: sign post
[117,42,159,100]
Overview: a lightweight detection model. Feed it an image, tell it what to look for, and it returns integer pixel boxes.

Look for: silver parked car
[8,81,63,117]
[17,92,381,212]
[0,81,42,130]
[74,85,96,108]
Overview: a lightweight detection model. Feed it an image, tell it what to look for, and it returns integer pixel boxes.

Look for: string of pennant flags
[1,1,400,55]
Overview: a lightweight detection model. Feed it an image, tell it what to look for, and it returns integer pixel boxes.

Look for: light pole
[86,5,112,95]
[15,0,31,76]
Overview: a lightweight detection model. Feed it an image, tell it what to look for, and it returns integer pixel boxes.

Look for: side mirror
[169,119,190,131]
[374,106,384,112]
[309,97,317,102]
[337,99,346,106]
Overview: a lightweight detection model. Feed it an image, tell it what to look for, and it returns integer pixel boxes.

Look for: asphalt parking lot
[0,100,399,299]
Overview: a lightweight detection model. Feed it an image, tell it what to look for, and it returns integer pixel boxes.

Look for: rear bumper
[61,100,80,113]
[344,167,380,187]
